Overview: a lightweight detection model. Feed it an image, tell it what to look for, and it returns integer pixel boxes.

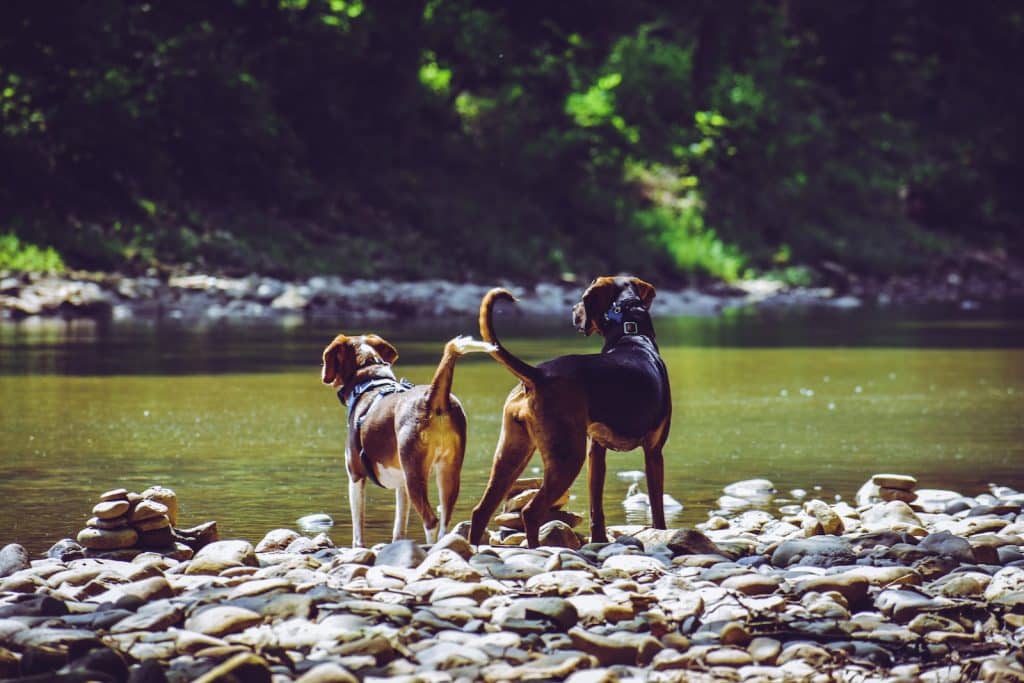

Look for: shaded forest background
[1,0,1021,284]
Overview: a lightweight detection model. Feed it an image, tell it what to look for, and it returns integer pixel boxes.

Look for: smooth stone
[0,595,68,618]
[602,554,666,576]
[413,548,481,581]
[77,526,138,550]
[875,589,953,623]
[567,627,661,666]
[93,500,131,520]
[286,533,334,554]
[294,513,333,534]
[109,599,184,632]
[129,499,169,523]
[141,486,179,526]
[719,620,751,646]
[538,520,581,549]
[879,486,918,503]
[871,474,917,490]
[185,605,263,637]
[984,567,1024,601]
[375,539,426,568]
[87,515,129,530]
[793,573,869,608]
[46,539,86,562]
[705,646,754,666]
[185,540,257,575]
[0,544,30,578]
[430,532,474,559]
[771,536,855,567]
[723,479,775,498]
[721,573,782,596]
[255,529,303,553]
[908,613,965,635]
[525,569,599,596]
[777,642,832,666]
[803,500,844,535]
[497,597,579,631]
[295,662,359,683]
[933,571,991,598]
[100,488,130,501]
[860,501,924,531]
[192,652,271,683]
[748,636,781,664]
[633,527,720,556]
[566,594,634,624]
[918,530,974,563]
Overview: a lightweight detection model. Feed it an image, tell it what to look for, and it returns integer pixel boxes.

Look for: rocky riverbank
[3,249,1023,322]
[2,474,1024,682]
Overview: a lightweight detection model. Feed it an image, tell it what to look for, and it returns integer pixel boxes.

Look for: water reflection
[1,303,1023,554]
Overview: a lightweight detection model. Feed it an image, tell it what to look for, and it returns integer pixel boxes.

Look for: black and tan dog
[469,276,672,547]
[322,333,493,547]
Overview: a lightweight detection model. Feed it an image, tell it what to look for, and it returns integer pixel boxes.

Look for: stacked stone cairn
[488,477,586,549]
[73,486,217,560]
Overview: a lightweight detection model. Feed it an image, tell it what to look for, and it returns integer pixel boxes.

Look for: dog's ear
[631,277,656,309]
[363,334,399,365]
[321,335,356,388]
[574,277,617,336]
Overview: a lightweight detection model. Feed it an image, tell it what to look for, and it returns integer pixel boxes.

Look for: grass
[0,233,65,272]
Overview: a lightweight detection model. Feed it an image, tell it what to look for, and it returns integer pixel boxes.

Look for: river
[1,303,1022,554]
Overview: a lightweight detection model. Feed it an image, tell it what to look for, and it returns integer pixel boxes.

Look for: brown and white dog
[470,276,672,547]
[322,333,493,547]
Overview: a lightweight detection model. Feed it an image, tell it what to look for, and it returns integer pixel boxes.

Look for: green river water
[2,305,1022,554]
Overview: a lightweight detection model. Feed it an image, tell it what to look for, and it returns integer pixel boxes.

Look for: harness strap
[341,377,414,489]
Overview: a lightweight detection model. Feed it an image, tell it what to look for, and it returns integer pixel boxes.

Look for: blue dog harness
[339,375,414,488]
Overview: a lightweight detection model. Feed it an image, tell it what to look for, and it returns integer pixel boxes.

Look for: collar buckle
[623,321,639,335]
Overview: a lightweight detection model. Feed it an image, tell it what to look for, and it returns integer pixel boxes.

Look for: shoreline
[2,474,1023,681]
[3,254,1024,323]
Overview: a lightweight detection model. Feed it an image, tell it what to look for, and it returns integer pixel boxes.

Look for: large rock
[77,526,138,550]
[192,652,271,683]
[129,499,168,523]
[141,486,179,526]
[860,501,924,532]
[771,536,855,568]
[497,597,579,631]
[568,627,661,666]
[185,540,257,575]
[256,529,302,553]
[633,528,720,556]
[375,540,426,568]
[0,544,30,578]
[186,605,263,637]
[413,549,481,581]
[871,474,917,490]
[93,500,131,520]
[917,531,974,563]
[538,521,581,549]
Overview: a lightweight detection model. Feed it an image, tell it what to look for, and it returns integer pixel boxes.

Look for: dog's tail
[479,288,541,388]
[425,335,496,414]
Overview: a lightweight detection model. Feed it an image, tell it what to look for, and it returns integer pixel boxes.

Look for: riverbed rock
[374,540,426,568]
[872,474,918,490]
[0,544,30,578]
[129,499,169,523]
[77,526,139,550]
[185,539,257,575]
[771,536,855,567]
[141,486,179,526]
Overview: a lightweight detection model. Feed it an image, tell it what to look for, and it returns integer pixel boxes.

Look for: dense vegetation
[1,1,1021,283]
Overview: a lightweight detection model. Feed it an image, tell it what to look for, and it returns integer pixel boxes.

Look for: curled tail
[425,335,496,414]
[479,288,541,388]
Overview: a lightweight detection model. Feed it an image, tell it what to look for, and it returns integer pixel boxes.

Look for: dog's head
[321,333,399,390]
[572,276,656,336]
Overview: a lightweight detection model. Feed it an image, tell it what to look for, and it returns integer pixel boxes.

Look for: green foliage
[0,234,65,272]
[0,1,1019,281]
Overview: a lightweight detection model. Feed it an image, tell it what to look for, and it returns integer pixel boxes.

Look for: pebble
[2,473,1024,681]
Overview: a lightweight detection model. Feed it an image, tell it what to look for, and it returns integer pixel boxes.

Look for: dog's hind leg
[402,444,441,544]
[586,440,609,543]
[470,410,534,545]
[435,442,464,539]
[349,477,367,548]
[523,432,586,548]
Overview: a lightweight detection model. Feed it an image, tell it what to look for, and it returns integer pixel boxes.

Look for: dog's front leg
[349,477,367,547]
[587,440,609,543]
[393,484,409,541]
